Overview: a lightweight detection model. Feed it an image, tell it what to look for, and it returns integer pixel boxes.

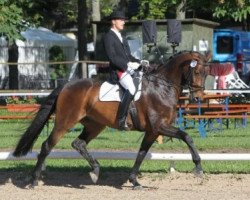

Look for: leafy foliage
[6,96,37,104]
[213,0,250,22]
[100,0,120,16]
[131,0,250,25]
[12,0,78,30]
[0,0,79,43]
[49,46,68,80]
[135,0,170,20]
[1,0,250,46]
[0,0,23,42]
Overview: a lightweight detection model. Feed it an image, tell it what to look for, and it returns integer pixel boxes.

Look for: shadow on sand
[0,164,137,190]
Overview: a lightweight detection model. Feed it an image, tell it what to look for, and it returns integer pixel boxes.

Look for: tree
[0,0,24,89]
[49,46,68,80]
[133,0,250,30]
[212,0,250,30]
[135,0,169,20]
[38,0,78,30]
[92,0,101,43]
[100,0,120,15]
[77,0,88,78]
[176,0,186,20]
[2,0,78,31]
[0,0,23,42]
[8,42,19,89]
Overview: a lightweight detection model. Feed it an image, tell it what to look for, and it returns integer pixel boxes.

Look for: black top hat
[109,10,126,20]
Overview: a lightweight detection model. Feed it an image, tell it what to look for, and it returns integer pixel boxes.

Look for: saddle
[99,71,143,102]
[99,71,143,131]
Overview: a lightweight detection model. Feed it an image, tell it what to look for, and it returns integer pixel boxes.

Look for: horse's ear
[204,50,212,62]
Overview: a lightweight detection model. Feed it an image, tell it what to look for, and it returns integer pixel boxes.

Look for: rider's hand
[127,62,140,70]
[127,67,135,75]
[140,60,149,67]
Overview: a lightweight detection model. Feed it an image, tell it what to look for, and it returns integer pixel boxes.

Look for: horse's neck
[144,66,182,95]
[158,64,182,86]
[142,69,182,106]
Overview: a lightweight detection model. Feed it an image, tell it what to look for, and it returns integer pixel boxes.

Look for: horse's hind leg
[31,127,67,186]
[159,124,203,175]
[71,120,105,183]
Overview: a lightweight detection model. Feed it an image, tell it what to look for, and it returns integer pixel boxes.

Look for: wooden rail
[184,115,250,119]
[204,109,248,115]
[177,104,250,111]
[0,104,40,120]
[177,94,250,137]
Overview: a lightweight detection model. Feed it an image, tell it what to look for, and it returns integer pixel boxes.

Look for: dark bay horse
[13,51,210,189]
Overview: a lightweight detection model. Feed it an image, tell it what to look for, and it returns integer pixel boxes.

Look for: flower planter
[7,104,40,112]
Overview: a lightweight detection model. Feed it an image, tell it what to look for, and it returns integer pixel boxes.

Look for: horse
[13,51,211,189]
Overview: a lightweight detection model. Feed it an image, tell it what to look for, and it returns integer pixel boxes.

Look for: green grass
[1,120,250,152]
[1,119,250,173]
[1,159,250,174]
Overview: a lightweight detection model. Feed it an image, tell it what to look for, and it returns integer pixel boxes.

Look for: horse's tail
[13,86,64,157]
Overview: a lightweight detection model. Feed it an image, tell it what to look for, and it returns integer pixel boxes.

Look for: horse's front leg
[129,132,158,189]
[158,123,203,175]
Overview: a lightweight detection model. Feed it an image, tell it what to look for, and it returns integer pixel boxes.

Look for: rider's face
[112,19,125,32]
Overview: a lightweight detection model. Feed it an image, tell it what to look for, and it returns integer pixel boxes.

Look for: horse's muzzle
[189,90,205,102]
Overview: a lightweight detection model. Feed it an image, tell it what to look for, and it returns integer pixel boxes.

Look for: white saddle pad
[99,81,142,102]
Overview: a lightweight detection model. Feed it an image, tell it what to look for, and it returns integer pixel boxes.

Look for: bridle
[184,63,205,94]
[142,59,209,95]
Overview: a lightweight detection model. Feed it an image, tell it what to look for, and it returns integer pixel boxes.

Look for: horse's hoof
[23,175,37,187]
[25,180,38,189]
[193,168,204,177]
[131,180,143,190]
[26,184,34,189]
[133,184,143,190]
[89,167,99,184]
[29,184,36,189]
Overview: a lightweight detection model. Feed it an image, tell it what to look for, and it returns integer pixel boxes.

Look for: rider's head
[109,10,126,32]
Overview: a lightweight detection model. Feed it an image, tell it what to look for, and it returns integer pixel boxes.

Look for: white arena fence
[1,151,250,161]
[0,89,250,162]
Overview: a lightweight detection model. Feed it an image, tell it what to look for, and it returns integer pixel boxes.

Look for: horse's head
[142,51,211,101]
[180,51,211,101]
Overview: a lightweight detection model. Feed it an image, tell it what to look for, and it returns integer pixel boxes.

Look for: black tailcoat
[103,30,140,83]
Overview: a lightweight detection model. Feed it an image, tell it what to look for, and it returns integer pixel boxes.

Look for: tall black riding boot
[117,90,134,130]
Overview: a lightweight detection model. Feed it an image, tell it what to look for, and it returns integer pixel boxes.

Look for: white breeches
[119,71,136,95]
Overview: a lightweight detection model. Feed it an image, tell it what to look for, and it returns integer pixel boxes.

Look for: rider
[103,9,149,130]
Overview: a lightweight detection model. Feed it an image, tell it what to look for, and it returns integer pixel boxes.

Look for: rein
[142,60,207,95]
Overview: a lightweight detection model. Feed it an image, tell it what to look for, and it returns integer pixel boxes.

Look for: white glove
[140,60,149,67]
[127,62,140,70]
[127,67,135,75]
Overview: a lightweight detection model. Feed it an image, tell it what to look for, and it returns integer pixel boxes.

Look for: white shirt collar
[111,28,123,43]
